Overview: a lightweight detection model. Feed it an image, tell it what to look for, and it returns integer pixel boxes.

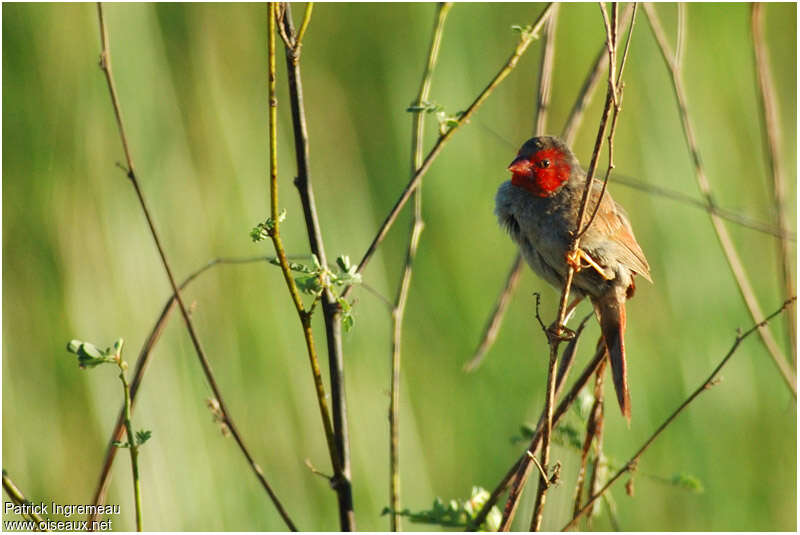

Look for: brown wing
[587,185,652,282]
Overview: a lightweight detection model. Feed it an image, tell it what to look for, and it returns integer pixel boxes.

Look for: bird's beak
[508,157,532,175]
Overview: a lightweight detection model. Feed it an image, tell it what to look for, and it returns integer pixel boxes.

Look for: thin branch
[610,173,796,241]
[500,4,625,529]
[466,2,636,373]
[529,4,621,531]
[267,2,345,513]
[94,4,297,530]
[341,3,556,300]
[477,117,796,239]
[562,297,797,531]
[526,6,562,531]
[562,3,635,146]
[751,3,796,366]
[571,358,606,524]
[3,471,49,530]
[578,3,637,239]
[463,254,524,372]
[278,4,354,528]
[295,2,313,49]
[492,345,607,531]
[675,3,686,68]
[643,3,796,396]
[87,255,295,524]
[114,349,143,531]
[467,311,591,531]
[389,3,452,531]
[534,5,559,136]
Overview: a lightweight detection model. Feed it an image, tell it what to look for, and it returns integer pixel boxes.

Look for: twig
[477,117,795,239]
[493,345,607,531]
[571,357,606,524]
[341,3,556,301]
[3,471,49,530]
[526,4,622,531]
[277,5,354,528]
[562,3,635,146]
[610,173,796,241]
[468,339,604,530]
[643,3,796,396]
[562,297,797,531]
[585,356,608,530]
[464,254,524,372]
[578,2,637,239]
[751,4,796,366]
[267,1,344,515]
[111,344,143,531]
[527,451,549,483]
[87,255,292,524]
[534,5,558,136]
[526,6,564,531]
[389,4,452,531]
[94,5,297,530]
[295,2,313,49]
[466,3,637,373]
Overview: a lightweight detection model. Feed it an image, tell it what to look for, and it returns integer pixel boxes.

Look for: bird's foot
[565,249,613,280]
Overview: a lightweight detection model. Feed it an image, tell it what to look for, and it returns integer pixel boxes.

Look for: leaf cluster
[382,486,501,531]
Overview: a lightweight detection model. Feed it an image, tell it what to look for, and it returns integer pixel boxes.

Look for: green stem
[117,360,142,531]
[267,2,342,478]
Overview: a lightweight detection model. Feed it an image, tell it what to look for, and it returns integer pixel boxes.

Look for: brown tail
[594,291,631,421]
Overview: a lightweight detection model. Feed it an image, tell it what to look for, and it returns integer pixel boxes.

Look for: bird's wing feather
[586,186,652,282]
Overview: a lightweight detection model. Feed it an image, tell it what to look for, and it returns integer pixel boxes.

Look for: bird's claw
[565,249,613,281]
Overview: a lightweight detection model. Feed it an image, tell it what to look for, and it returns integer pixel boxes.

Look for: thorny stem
[3,471,49,530]
[115,353,143,531]
[267,1,343,492]
[751,4,796,366]
[643,3,796,396]
[94,4,296,530]
[562,297,797,531]
[341,3,556,301]
[277,4,354,528]
[389,3,452,531]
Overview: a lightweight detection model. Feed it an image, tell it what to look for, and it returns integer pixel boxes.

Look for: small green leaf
[136,430,152,446]
[66,339,116,369]
[295,274,323,296]
[112,440,130,449]
[385,487,500,530]
[338,297,355,333]
[671,473,704,493]
[250,210,286,242]
[554,422,583,450]
[336,255,351,272]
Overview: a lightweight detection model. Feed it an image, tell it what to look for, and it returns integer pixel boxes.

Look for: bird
[495,136,652,420]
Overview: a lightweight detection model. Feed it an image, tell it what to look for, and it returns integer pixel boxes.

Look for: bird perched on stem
[495,136,651,420]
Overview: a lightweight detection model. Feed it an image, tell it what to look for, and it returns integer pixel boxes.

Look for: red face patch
[509,147,571,197]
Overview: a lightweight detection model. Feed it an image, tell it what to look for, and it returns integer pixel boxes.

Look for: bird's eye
[537,159,551,169]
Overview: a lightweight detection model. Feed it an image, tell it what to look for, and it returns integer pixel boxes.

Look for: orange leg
[566,249,613,281]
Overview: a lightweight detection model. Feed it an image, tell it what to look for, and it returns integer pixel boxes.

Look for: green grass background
[2,2,796,531]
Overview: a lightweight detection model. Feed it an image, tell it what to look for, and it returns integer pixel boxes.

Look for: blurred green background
[3,2,796,531]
